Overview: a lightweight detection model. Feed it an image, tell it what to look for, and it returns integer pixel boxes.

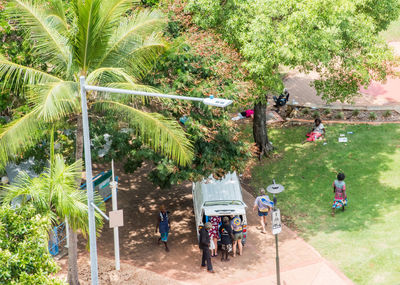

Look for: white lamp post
[80,76,232,285]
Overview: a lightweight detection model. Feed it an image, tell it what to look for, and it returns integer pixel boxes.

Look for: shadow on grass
[250,123,400,239]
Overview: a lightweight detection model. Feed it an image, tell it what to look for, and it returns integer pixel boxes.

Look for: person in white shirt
[253,188,273,234]
[305,118,325,142]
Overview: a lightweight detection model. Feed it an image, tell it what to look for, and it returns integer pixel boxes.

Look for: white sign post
[271,208,282,235]
[266,180,285,285]
[109,160,122,271]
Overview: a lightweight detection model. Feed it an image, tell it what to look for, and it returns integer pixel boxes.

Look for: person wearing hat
[219,216,233,262]
[199,222,214,273]
[155,205,170,252]
[253,188,274,234]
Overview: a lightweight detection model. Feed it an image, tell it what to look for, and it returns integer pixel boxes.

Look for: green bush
[0,206,63,284]
[312,110,320,119]
[336,111,345,119]
[352,109,360,116]
[383,110,392,118]
[301,108,310,115]
[369,112,377,120]
[323,109,331,115]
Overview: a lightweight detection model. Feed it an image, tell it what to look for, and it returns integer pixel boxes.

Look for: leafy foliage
[0,205,64,284]
[187,0,400,102]
[0,0,193,171]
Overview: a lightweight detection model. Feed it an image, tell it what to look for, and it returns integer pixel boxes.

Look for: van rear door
[204,205,246,217]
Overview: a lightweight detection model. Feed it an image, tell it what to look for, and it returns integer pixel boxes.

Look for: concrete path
[224,189,354,285]
[284,42,400,108]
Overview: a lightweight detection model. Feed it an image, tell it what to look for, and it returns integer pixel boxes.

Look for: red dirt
[56,162,352,284]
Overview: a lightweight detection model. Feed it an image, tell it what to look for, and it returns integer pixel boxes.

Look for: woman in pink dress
[209,216,221,257]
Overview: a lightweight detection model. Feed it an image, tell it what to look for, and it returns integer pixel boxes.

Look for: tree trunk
[67,115,84,285]
[67,229,80,285]
[253,102,273,159]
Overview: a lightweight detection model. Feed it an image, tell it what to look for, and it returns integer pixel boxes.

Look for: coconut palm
[0,0,194,283]
[1,153,104,284]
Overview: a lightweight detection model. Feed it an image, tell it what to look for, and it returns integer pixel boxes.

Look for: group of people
[198,214,244,273]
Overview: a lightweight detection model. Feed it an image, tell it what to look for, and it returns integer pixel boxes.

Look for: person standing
[155,205,170,252]
[332,173,347,217]
[253,188,273,234]
[209,216,221,257]
[219,217,233,262]
[199,222,215,273]
[231,216,243,257]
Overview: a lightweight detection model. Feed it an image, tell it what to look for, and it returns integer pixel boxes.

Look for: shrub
[323,109,331,115]
[369,112,377,120]
[312,110,320,119]
[383,110,392,118]
[336,112,345,119]
[301,108,310,115]
[352,109,360,117]
[0,206,62,284]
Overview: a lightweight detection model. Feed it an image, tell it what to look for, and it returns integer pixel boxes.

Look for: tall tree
[188,0,400,156]
[0,0,194,283]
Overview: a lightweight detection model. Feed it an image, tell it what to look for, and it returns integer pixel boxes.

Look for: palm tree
[1,153,103,284]
[0,0,194,283]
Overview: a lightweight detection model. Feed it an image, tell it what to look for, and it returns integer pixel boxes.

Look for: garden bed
[278,104,400,122]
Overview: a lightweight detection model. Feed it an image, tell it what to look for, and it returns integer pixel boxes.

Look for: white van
[192,172,248,244]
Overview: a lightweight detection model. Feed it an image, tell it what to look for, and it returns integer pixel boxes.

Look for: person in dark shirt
[219,216,234,262]
[199,222,214,273]
[273,88,290,109]
[155,205,170,252]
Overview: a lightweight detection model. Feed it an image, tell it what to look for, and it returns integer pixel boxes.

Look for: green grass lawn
[246,123,400,285]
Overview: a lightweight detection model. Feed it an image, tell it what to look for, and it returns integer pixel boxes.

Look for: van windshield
[204,200,243,206]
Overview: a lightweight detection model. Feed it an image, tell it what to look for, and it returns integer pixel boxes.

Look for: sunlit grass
[246,123,400,284]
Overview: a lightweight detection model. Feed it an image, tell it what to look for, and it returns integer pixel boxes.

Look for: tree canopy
[188,0,400,101]
[0,0,193,171]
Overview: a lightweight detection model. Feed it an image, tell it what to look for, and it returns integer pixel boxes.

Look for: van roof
[194,172,245,206]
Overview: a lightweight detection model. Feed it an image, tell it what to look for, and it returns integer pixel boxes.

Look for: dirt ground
[56,163,351,285]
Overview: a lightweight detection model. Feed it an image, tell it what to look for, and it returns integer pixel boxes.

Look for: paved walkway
[284,42,400,108]
[220,189,354,285]
[57,165,354,285]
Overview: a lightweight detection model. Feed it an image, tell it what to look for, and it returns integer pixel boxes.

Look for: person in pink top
[240,109,254,118]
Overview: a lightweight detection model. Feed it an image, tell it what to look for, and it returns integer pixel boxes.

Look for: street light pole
[267,180,284,285]
[79,76,233,285]
[80,76,99,285]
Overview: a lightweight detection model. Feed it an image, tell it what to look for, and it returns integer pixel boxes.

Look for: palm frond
[1,172,51,214]
[27,81,80,122]
[0,56,62,91]
[86,67,138,85]
[0,110,44,170]
[98,9,166,74]
[7,0,71,73]
[45,0,69,34]
[99,0,137,32]
[73,0,108,72]
[93,100,193,166]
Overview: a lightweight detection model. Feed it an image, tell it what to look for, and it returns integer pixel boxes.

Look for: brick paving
[283,42,400,109]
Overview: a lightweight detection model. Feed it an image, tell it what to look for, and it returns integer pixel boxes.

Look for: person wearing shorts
[253,188,273,234]
[219,217,233,262]
[231,216,243,257]
[155,205,170,252]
